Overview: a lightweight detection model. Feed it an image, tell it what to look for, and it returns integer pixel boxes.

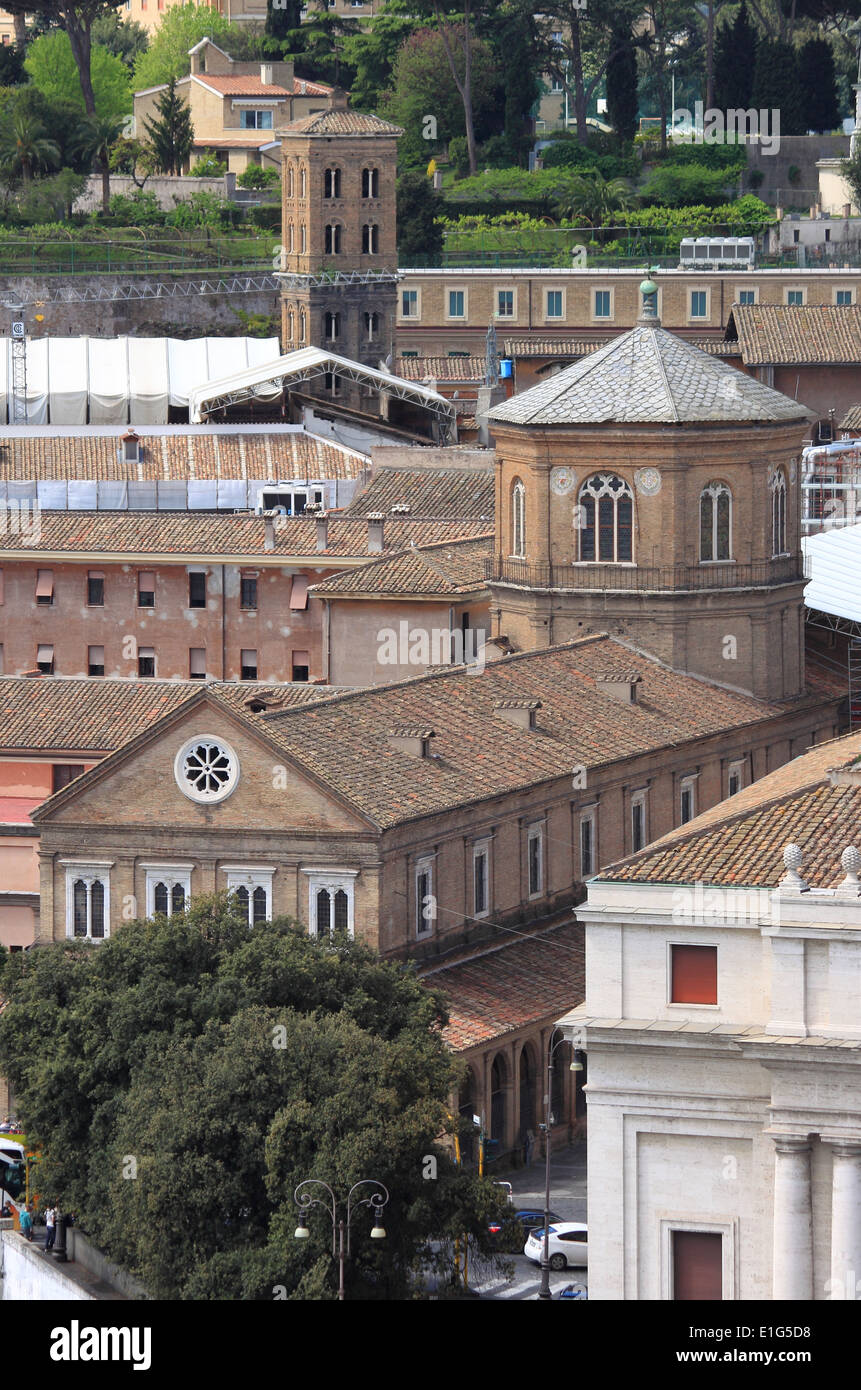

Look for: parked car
[488,1208,560,1240]
[523,1222,588,1270]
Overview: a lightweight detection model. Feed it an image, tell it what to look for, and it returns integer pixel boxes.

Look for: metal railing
[484,556,804,590]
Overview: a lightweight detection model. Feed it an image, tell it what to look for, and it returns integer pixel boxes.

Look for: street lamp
[293,1178,390,1301]
[538,1031,584,1301]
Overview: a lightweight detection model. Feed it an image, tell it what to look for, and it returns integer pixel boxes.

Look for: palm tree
[72,113,126,215]
[0,110,60,186]
[556,172,638,231]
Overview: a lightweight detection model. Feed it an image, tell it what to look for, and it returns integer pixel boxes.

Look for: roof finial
[780,842,808,892]
[638,277,660,327]
[838,845,861,896]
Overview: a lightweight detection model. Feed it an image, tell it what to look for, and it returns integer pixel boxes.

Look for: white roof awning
[803,523,861,625]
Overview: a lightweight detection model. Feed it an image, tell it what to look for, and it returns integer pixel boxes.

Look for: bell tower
[277,89,403,408]
[485,281,811,703]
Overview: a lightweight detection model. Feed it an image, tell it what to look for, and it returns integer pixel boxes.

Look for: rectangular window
[837,289,854,306]
[671,944,717,1005]
[37,643,54,674]
[87,571,105,606]
[240,109,273,130]
[786,289,804,306]
[401,289,419,318]
[594,289,611,319]
[825,227,831,242]
[36,569,54,605]
[546,290,563,319]
[473,841,490,917]
[680,777,696,825]
[673,1231,723,1300]
[88,645,105,677]
[416,858,434,937]
[138,646,155,678]
[447,290,465,319]
[241,649,258,681]
[289,575,309,610]
[736,288,756,305]
[496,289,515,318]
[65,867,110,940]
[580,813,595,878]
[240,575,258,610]
[727,759,745,797]
[53,764,84,793]
[291,650,310,682]
[189,648,206,680]
[690,290,707,319]
[138,571,155,607]
[527,824,544,897]
[631,793,646,853]
[0,568,3,605]
[189,572,207,608]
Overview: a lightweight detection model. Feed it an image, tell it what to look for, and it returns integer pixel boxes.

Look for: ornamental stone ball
[784,844,804,871]
[842,845,861,874]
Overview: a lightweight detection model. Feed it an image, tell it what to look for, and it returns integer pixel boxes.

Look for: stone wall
[74,174,237,214]
[747,133,850,210]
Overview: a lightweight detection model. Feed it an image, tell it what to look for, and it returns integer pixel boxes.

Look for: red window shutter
[289,575,309,610]
[671,944,717,1004]
[673,1231,722,1300]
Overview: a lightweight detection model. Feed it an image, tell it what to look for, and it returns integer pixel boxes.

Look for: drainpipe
[221,564,227,680]
[322,598,330,682]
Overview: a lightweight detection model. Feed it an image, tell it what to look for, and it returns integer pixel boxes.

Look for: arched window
[361,223,379,254]
[72,876,107,939]
[299,310,306,342]
[519,1047,536,1140]
[287,222,294,252]
[299,165,306,198]
[771,469,787,555]
[287,309,294,340]
[578,473,633,562]
[324,223,341,254]
[90,881,105,938]
[324,311,340,340]
[171,882,185,915]
[73,879,87,937]
[490,1054,507,1144]
[299,225,306,254]
[700,481,732,561]
[324,167,341,198]
[286,164,294,198]
[510,478,526,557]
[361,167,379,198]
[363,311,379,339]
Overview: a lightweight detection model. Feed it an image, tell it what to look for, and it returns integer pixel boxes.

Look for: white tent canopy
[803,523,861,625]
[0,336,280,426]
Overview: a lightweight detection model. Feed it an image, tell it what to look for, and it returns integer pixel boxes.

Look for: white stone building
[560,730,861,1301]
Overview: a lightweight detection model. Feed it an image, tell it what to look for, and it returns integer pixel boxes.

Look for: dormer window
[121,430,141,464]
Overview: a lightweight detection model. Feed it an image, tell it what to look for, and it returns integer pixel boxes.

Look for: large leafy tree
[0,898,508,1300]
[281,8,360,86]
[397,169,443,265]
[266,0,302,43]
[131,3,237,91]
[537,0,641,147]
[25,29,131,120]
[381,25,500,169]
[3,1,125,115]
[89,10,148,69]
[477,0,542,165]
[143,77,194,176]
[343,10,422,111]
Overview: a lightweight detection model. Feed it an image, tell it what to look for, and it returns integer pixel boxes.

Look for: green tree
[479,0,541,165]
[3,2,126,115]
[751,37,805,136]
[606,19,638,145]
[108,133,158,188]
[798,36,840,134]
[343,10,422,111]
[25,30,131,120]
[0,44,26,87]
[713,0,757,112]
[282,8,359,86]
[554,169,637,225]
[0,898,509,1300]
[18,165,86,221]
[0,108,60,184]
[89,11,148,69]
[266,0,302,42]
[640,160,737,207]
[143,77,193,176]
[381,26,500,169]
[72,110,125,212]
[538,0,640,147]
[397,169,443,264]
[131,3,237,91]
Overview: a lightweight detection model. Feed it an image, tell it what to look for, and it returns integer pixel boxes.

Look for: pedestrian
[44,1203,56,1251]
[18,1203,33,1241]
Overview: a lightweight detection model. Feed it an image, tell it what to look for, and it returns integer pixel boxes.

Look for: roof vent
[494,699,541,729]
[315,512,329,552]
[595,671,641,705]
[388,727,435,758]
[120,428,141,464]
[367,512,385,553]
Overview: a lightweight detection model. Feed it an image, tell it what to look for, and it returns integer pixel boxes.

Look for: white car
[524,1222,588,1270]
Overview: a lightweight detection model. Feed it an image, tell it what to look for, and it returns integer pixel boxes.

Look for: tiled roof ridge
[418,914,577,979]
[260,632,614,724]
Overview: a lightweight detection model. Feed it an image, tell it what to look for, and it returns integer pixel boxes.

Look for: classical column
[772,1137,813,1300]
[828,1143,861,1300]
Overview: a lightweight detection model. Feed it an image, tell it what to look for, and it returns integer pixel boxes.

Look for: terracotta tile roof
[194,75,293,97]
[599,729,861,889]
[394,356,487,383]
[192,136,281,149]
[420,921,584,1051]
[282,108,403,137]
[0,677,325,754]
[503,336,737,360]
[839,406,861,432]
[260,635,800,830]
[310,535,492,597]
[0,430,365,483]
[344,466,495,520]
[728,304,861,365]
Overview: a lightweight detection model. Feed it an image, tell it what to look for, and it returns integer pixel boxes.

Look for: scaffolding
[801,441,861,534]
[4,274,281,309]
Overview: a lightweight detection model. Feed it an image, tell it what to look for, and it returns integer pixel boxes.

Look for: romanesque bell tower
[485,281,811,703]
[278,88,403,406]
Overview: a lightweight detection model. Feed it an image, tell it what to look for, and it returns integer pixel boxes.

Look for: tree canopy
[131,3,237,91]
[0,897,508,1300]
[25,30,131,120]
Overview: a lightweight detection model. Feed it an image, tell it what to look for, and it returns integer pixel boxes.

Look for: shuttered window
[289,576,309,610]
[672,1231,722,1300]
[671,944,717,1004]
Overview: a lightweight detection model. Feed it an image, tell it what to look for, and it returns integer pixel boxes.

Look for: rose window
[174,737,239,804]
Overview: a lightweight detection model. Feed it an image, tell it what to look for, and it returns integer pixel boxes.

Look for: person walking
[44,1203,56,1251]
[18,1203,33,1241]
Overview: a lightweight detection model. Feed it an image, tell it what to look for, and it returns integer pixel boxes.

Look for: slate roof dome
[488,290,813,428]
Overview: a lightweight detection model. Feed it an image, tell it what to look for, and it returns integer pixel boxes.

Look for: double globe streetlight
[294,1178,390,1301]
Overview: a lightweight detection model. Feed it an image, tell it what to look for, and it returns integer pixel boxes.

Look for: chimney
[315,512,329,552]
[367,512,384,553]
[387,727,435,758]
[494,699,541,730]
[264,515,276,552]
[260,62,273,86]
[595,671,642,705]
[328,87,349,111]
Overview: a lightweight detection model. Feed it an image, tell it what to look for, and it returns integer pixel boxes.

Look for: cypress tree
[606,22,638,145]
[751,38,805,136]
[798,36,840,134]
[265,1,302,43]
[143,78,194,177]
[714,1,757,112]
